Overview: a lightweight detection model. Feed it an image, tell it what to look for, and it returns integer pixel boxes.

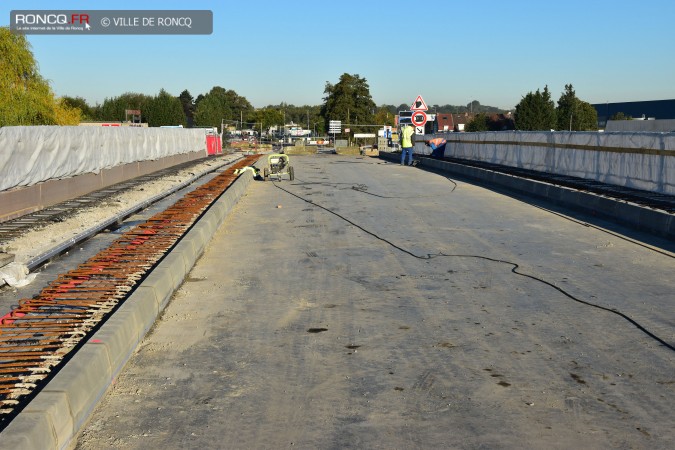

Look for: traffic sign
[329,120,341,133]
[415,126,425,135]
[398,110,413,125]
[410,95,428,111]
[411,111,427,127]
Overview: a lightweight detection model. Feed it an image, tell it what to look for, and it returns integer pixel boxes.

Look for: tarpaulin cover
[0,126,207,191]
[417,131,675,195]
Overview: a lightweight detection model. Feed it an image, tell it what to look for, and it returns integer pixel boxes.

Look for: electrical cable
[272,180,675,353]
[414,157,674,259]
[529,203,675,259]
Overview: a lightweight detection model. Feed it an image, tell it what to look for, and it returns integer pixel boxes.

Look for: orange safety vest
[428,138,446,148]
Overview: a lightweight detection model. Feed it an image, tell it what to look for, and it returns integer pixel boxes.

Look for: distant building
[435,112,514,132]
[605,119,675,132]
[79,122,148,127]
[592,99,675,128]
[436,113,475,132]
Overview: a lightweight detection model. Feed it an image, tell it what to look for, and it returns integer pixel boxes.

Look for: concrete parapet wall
[414,131,675,195]
[0,150,207,223]
[0,126,209,192]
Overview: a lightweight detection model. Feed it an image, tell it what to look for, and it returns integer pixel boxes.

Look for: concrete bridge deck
[69,154,675,449]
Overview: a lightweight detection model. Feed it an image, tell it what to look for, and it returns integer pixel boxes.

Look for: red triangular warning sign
[410,95,428,111]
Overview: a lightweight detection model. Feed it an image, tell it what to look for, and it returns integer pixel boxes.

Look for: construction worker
[400,124,415,166]
[426,137,447,159]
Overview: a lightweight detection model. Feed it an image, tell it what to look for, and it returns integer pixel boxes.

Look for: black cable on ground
[414,158,674,259]
[273,181,675,353]
[529,203,675,260]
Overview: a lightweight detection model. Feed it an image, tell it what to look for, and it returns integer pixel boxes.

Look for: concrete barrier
[379,152,675,240]
[0,150,208,223]
[414,131,675,195]
[0,169,254,450]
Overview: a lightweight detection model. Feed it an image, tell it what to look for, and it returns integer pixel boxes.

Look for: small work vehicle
[263,153,294,181]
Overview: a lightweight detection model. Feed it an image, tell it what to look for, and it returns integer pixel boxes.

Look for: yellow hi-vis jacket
[401,125,414,148]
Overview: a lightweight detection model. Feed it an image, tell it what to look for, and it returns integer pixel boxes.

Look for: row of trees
[513,84,598,131]
[3,26,600,133]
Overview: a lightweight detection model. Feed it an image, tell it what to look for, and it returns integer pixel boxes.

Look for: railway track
[0,156,241,245]
[0,155,259,429]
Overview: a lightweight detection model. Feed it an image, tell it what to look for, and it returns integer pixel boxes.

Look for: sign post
[410,95,428,112]
[411,110,427,135]
[410,95,428,135]
[329,120,341,147]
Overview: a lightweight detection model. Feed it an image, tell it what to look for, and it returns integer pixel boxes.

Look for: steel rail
[20,155,243,272]
[0,155,259,423]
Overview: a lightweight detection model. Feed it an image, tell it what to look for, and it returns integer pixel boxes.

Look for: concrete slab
[89,311,144,377]
[159,252,188,291]
[194,214,217,239]
[142,268,177,310]
[42,344,111,434]
[185,224,209,256]
[21,391,73,450]
[125,285,161,325]
[0,412,58,450]
[392,153,675,240]
[75,155,675,449]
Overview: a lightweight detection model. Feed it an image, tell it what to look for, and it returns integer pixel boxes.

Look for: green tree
[145,89,186,127]
[610,112,632,120]
[98,92,151,122]
[577,101,599,130]
[373,106,396,126]
[193,86,253,129]
[179,89,195,127]
[320,73,376,134]
[0,27,80,125]
[465,113,490,132]
[556,84,598,131]
[248,107,284,131]
[467,100,480,113]
[61,96,93,120]
[514,85,556,131]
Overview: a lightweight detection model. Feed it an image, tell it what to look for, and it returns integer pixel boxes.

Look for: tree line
[512,84,598,131]
[1,26,599,133]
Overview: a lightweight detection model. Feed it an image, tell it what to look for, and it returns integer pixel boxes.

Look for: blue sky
[3,0,675,110]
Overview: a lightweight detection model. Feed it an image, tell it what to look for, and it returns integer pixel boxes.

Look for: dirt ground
[76,155,675,449]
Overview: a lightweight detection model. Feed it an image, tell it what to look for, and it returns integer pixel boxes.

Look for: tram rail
[0,155,259,429]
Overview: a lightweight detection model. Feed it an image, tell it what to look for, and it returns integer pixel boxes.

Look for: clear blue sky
[3,0,675,110]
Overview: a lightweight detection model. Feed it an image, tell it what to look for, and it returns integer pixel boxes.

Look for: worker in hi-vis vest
[400,124,415,166]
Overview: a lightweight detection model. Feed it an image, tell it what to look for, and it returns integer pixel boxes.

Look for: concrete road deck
[76,155,675,449]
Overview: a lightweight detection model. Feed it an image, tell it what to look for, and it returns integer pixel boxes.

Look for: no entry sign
[411,111,427,127]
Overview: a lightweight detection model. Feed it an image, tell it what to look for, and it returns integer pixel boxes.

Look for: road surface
[76,154,675,449]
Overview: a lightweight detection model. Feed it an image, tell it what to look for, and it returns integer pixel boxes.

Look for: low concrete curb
[379,152,675,240]
[0,170,254,450]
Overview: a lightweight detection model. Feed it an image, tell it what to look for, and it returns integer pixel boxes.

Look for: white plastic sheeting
[0,126,207,191]
[419,131,675,195]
